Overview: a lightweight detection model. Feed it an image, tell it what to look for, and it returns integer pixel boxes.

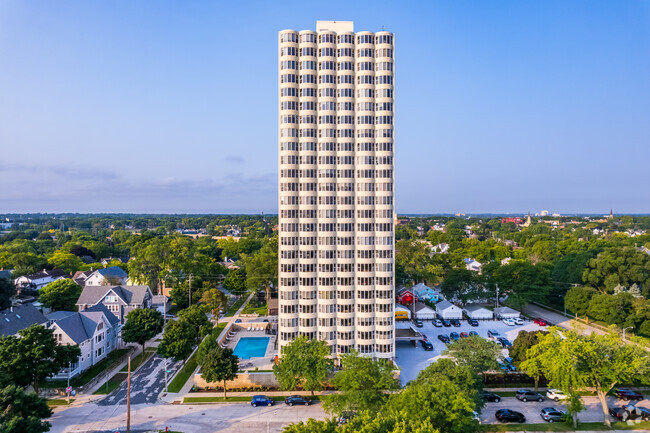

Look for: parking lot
[395,316,549,384]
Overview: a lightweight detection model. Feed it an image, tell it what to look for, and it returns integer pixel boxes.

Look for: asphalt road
[97,353,183,406]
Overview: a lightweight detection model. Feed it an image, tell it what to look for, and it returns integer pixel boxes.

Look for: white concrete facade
[278,21,395,359]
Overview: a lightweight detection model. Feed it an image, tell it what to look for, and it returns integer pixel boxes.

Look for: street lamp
[267,410,277,433]
[623,326,633,342]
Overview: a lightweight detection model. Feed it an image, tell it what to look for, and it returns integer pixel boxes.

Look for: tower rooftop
[316,20,354,33]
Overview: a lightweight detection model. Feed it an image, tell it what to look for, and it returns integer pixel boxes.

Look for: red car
[534,318,548,326]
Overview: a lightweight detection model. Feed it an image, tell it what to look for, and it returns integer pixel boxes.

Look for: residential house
[47,304,120,379]
[464,258,482,273]
[435,300,463,320]
[396,287,415,304]
[77,285,153,324]
[72,270,94,286]
[83,266,129,286]
[0,304,48,336]
[500,257,512,266]
[13,269,66,291]
[152,295,170,316]
[494,306,520,319]
[413,302,436,320]
[412,283,441,302]
[432,243,449,254]
[463,304,494,320]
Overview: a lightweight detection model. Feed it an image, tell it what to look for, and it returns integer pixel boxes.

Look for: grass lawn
[93,373,128,395]
[47,399,75,406]
[241,299,268,316]
[42,348,130,389]
[183,396,321,403]
[225,295,248,317]
[479,421,650,432]
[121,348,156,372]
[167,323,227,393]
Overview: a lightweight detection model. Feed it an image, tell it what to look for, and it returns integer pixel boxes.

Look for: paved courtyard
[395,317,548,384]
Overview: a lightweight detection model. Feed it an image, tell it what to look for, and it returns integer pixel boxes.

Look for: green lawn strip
[47,399,75,406]
[167,324,228,393]
[121,348,156,372]
[42,348,130,389]
[225,295,249,317]
[184,396,321,403]
[92,373,128,395]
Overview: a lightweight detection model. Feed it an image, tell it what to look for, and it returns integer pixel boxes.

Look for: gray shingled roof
[51,307,117,344]
[19,269,66,281]
[0,304,47,336]
[436,300,460,311]
[91,266,128,280]
[77,285,150,306]
[84,303,119,326]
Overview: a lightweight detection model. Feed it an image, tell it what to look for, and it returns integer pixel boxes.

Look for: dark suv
[285,395,312,406]
[251,395,274,407]
[480,391,501,402]
[516,389,544,402]
[614,388,643,401]
[609,405,650,421]
[468,319,479,326]
[540,407,565,423]
[442,319,451,327]
[437,334,450,343]
[450,319,461,327]
[414,318,423,327]
[495,409,525,423]
[420,340,433,351]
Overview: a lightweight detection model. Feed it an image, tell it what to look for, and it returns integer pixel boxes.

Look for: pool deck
[221,325,277,371]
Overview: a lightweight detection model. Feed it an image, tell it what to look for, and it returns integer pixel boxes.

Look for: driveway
[97,353,183,406]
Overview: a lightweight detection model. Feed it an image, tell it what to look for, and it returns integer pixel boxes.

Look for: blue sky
[1,0,648,214]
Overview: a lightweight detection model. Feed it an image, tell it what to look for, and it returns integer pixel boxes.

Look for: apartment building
[278,21,395,359]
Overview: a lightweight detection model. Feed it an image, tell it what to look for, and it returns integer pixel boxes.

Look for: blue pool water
[233,337,270,359]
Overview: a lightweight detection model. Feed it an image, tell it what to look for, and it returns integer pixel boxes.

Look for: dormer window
[97,322,103,330]
[106,295,118,303]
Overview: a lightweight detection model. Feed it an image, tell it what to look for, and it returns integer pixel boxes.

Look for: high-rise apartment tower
[278,21,395,359]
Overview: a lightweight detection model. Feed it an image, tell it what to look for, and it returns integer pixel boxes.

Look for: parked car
[487,329,500,338]
[235,319,242,323]
[513,317,524,325]
[415,318,423,327]
[609,404,650,421]
[251,395,274,407]
[285,395,312,406]
[540,407,566,423]
[468,319,479,326]
[420,340,434,351]
[546,389,567,402]
[338,411,357,425]
[480,391,501,402]
[433,319,443,327]
[496,337,512,347]
[442,319,451,327]
[451,319,461,327]
[450,332,460,341]
[614,388,644,401]
[469,331,479,337]
[516,389,544,402]
[459,332,469,338]
[437,334,450,343]
[495,409,525,423]
[502,318,516,326]
[533,318,548,326]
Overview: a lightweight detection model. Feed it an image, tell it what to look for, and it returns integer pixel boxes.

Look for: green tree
[222,269,247,294]
[0,278,14,310]
[200,288,229,323]
[46,250,83,274]
[283,418,337,433]
[439,269,478,302]
[177,305,211,344]
[242,237,277,303]
[586,292,635,327]
[522,328,650,427]
[0,325,80,393]
[442,335,502,375]
[323,351,398,415]
[582,247,650,294]
[508,330,547,366]
[0,385,52,433]
[38,279,81,312]
[196,334,239,398]
[127,237,168,292]
[564,286,597,317]
[493,261,552,311]
[121,308,164,360]
[157,319,195,361]
[273,336,333,395]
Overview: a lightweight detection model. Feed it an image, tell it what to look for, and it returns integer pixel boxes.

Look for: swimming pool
[233,337,270,359]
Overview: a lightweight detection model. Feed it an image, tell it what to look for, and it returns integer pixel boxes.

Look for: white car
[502,318,516,326]
[546,389,567,402]
[513,317,524,325]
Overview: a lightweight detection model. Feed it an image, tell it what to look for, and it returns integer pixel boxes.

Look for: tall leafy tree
[583,247,650,295]
[564,286,597,317]
[273,336,333,395]
[38,279,82,311]
[46,250,83,274]
[0,385,52,433]
[493,261,552,311]
[177,305,211,344]
[197,333,239,398]
[157,319,195,361]
[242,237,277,303]
[200,288,228,324]
[0,278,14,310]
[0,325,80,393]
[121,308,164,360]
[222,269,247,294]
[323,351,398,415]
[508,330,547,366]
[442,335,503,375]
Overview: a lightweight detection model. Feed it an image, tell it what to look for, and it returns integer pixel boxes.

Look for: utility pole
[188,273,192,306]
[126,356,131,433]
